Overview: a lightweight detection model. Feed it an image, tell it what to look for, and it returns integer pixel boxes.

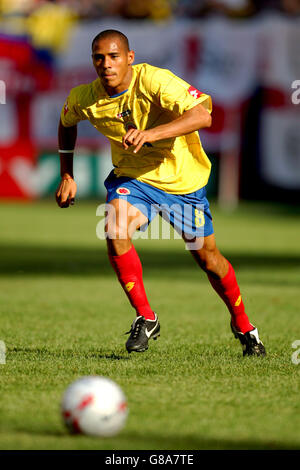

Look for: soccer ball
[61,376,128,437]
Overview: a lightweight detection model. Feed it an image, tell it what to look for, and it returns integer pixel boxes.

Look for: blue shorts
[104,170,214,239]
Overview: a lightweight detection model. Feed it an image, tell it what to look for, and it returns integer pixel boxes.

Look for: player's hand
[55,177,77,208]
[122,129,152,154]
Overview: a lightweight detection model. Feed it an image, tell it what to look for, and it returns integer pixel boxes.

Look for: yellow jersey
[60,63,212,194]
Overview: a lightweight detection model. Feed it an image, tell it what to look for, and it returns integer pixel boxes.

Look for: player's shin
[207,262,253,334]
[108,244,155,320]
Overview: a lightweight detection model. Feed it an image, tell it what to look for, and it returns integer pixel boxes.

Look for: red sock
[108,245,155,320]
[207,262,253,334]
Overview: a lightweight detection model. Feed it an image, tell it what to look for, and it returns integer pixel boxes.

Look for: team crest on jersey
[188,86,203,99]
[117,109,131,119]
[64,100,69,115]
[116,187,131,195]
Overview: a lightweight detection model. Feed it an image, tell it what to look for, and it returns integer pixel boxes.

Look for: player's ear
[128,50,135,66]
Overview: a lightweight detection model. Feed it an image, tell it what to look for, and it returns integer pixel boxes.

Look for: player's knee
[105,207,130,240]
[105,201,144,240]
[105,221,129,241]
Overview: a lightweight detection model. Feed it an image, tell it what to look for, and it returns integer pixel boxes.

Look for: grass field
[0,199,299,450]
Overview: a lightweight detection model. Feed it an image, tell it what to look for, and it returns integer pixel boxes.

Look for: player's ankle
[231,316,253,335]
[137,309,155,320]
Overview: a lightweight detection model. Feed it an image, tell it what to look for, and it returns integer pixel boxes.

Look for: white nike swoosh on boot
[145,316,158,338]
[145,324,158,338]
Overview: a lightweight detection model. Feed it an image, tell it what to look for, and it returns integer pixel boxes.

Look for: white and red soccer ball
[61,376,128,437]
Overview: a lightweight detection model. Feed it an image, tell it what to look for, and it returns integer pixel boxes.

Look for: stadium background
[0,0,299,206]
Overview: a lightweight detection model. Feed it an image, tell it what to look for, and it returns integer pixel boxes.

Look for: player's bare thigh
[105,198,148,255]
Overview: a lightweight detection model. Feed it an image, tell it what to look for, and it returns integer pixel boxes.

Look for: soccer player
[56,29,266,357]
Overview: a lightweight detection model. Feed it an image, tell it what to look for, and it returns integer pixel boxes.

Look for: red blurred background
[0,0,299,207]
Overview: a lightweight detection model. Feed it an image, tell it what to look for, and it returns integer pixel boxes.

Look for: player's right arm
[56,88,86,208]
[55,120,78,208]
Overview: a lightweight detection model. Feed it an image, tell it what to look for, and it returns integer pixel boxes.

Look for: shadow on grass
[9,347,130,361]
[2,428,299,450]
[0,243,299,281]
[116,430,300,450]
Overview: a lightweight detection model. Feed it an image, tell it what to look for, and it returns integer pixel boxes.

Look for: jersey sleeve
[60,87,87,127]
[145,67,212,116]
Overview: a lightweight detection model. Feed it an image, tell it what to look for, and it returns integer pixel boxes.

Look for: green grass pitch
[0,199,299,450]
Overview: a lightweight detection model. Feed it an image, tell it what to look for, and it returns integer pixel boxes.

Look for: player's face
[92,37,134,94]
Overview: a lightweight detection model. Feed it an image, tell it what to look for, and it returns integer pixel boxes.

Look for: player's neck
[104,68,133,97]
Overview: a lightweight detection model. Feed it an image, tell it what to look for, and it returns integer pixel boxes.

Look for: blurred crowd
[0,0,300,22]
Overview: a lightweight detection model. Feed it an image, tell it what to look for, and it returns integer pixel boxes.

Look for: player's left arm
[122,103,211,154]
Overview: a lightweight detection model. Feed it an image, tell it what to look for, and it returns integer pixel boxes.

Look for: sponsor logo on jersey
[116,187,131,195]
[188,86,203,99]
[235,295,242,307]
[117,109,131,119]
[125,282,135,292]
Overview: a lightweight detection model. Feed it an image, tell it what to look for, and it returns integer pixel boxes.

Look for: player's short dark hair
[91,30,130,52]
